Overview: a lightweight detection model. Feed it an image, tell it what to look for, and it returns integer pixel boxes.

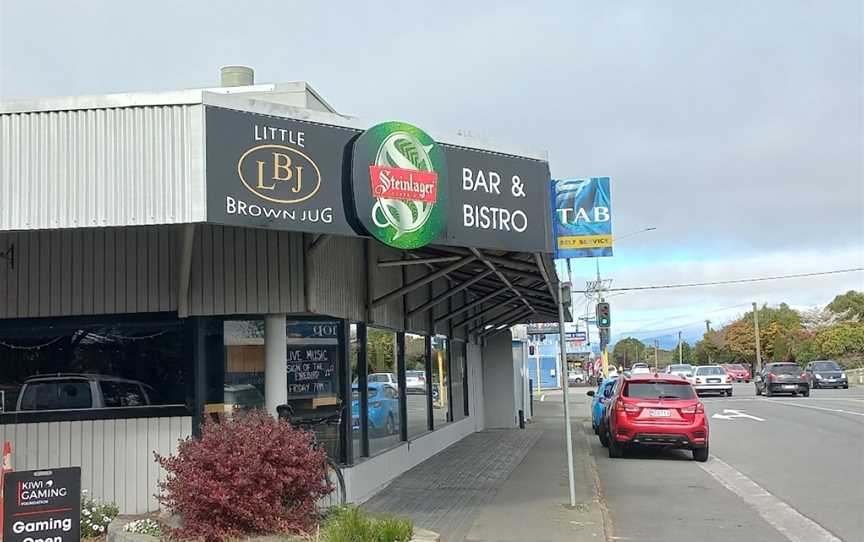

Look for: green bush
[322,506,413,542]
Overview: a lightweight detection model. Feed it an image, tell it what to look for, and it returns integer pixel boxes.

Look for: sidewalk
[362,392,608,541]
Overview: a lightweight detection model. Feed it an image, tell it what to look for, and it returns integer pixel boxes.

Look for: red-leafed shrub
[156,410,331,540]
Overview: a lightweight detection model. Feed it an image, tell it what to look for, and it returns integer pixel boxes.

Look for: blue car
[352,381,400,435]
[587,377,619,436]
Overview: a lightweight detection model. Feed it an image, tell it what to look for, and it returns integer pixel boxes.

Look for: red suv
[602,374,709,462]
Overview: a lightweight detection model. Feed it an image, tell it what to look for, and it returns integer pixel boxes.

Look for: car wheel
[593,423,599,435]
[802,388,810,397]
[608,434,624,458]
[843,384,849,389]
[755,384,762,396]
[727,388,733,397]
[693,445,709,462]
[765,386,772,397]
[599,425,610,448]
[386,414,396,435]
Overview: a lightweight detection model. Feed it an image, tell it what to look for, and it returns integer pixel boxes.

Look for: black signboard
[3,467,80,542]
[206,106,358,236]
[285,320,340,397]
[205,105,552,252]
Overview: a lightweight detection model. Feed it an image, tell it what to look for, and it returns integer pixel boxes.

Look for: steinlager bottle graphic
[352,122,447,249]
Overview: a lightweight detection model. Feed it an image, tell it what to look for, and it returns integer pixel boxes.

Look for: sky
[1,0,861,342]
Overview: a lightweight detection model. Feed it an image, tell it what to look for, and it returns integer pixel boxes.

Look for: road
[575,382,864,542]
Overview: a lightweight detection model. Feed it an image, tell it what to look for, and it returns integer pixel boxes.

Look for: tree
[677,341,693,364]
[827,291,864,321]
[815,322,864,358]
[612,337,645,367]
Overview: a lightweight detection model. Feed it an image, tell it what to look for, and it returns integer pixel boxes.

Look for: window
[0,317,190,418]
[19,380,93,410]
[349,324,362,462]
[405,333,430,438]
[100,381,147,407]
[366,327,400,455]
[451,341,468,421]
[625,382,695,399]
[695,367,725,376]
[431,336,450,428]
[223,320,265,416]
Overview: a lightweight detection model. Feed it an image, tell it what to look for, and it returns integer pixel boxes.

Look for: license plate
[708,379,720,383]
[783,384,797,390]
[648,409,671,417]
[826,378,836,382]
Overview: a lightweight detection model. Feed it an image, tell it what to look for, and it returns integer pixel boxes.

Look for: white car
[368,373,398,388]
[692,365,733,396]
[568,371,585,386]
[405,370,426,394]
[665,364,695,383]
[630,363,652,375]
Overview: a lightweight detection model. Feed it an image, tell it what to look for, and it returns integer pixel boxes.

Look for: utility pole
[654,339,659,371]
[753,302,763,372]
[678,331,683,364]
[557,280,576,508]
[705,320,712,364]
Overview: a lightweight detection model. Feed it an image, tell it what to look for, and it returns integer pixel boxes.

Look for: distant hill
[611,321,706,350]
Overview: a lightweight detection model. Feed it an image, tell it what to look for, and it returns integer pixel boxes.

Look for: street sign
[3,467,80,542]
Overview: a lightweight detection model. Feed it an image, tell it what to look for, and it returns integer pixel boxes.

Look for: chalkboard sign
[286,344,338,395]
[3,467,80,542]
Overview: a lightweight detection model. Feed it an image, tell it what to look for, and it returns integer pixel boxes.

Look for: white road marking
[763,399,864,417]
[711,409,765,421]
[540,394,546,402]
[700,457,843,542]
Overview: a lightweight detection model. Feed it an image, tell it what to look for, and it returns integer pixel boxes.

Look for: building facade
[0,72,562,512]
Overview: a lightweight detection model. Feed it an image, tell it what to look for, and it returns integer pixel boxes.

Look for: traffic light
[596,302,611,329]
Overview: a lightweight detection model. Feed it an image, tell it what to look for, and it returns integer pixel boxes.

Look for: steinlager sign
[351,122,448,249]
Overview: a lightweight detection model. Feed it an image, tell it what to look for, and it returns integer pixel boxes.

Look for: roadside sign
[3,467,80,542]
[550,177,613,258]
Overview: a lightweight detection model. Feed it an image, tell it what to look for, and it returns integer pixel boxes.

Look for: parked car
[756,362,810,397]
[568,370,586,386]
[630,363,652,376]
[600,374,709,461]
[586,376,618,438]
[352,382,400,435]
[16,374,160,411]
[665,364,694,383]
[723,363,751,383]
[693,365,733,396]
[805,360,848,389]
[405,370,427,394]
[368,372,398,388]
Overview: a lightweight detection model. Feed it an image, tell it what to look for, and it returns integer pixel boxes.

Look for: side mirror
[586,390,595,397]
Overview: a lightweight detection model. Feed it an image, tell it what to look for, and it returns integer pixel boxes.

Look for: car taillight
[680,403,704,414]
[419,376,425,381]
[695,377,702,384]
[620,401,640,414]
[767,372,775,381]
[800,372,808,380]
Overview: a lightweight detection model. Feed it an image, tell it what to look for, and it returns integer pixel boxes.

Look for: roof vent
[220,66,254,87]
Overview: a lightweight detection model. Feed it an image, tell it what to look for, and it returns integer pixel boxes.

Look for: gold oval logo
[237,144,322,204]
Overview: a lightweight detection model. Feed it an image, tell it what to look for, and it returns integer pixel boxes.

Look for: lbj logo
[237,144,321,204]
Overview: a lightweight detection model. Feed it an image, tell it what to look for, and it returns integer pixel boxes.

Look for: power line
[575,268,863,293]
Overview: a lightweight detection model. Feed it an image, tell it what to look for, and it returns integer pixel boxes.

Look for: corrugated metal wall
[0,416,192,514]
[0,105,205,231]
[186,225,305,316]
[0,224,480,343]
[0,227,176,318]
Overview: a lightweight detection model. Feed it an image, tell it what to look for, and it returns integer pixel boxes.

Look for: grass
[320,506,413,542]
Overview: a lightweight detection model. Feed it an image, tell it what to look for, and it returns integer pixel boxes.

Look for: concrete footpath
[363,391,609,542]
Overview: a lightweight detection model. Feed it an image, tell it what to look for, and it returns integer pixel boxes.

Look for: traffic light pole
[557,280,577,508]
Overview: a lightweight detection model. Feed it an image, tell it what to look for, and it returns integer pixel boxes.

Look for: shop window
[0,317,190,420]
[366,327,400,455]
[431,335,450,428]
[223,320,265,415]
[349,324,363,461]
[405,333,430,439]
[451,341,468,422]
